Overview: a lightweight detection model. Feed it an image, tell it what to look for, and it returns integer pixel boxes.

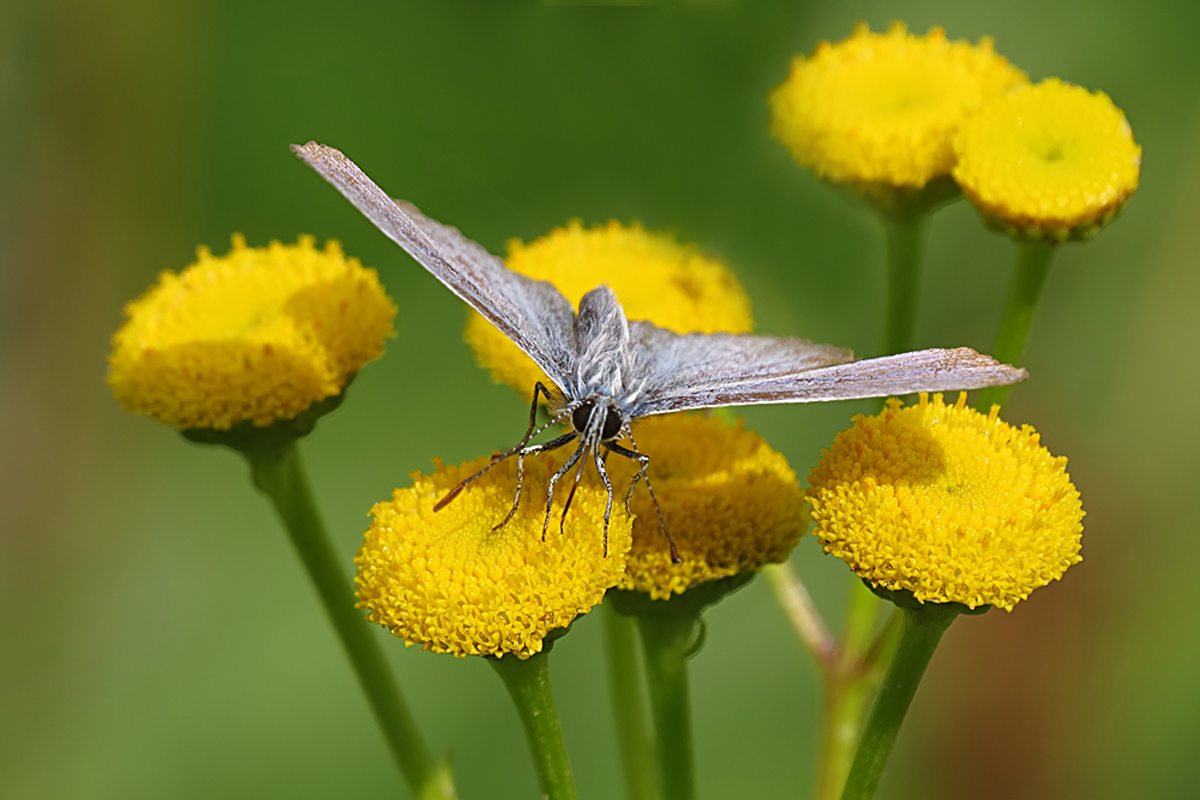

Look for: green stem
[602,604,660,800]
[815,580,885,800]
[976,241,1058,412]
[882,214,929,357]
[840,604,960,800]
[248,442,453,800]
[637,610,700,800]
[490,652,578,800]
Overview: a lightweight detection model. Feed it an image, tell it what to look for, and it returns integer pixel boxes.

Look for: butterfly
[292,142,1026,562]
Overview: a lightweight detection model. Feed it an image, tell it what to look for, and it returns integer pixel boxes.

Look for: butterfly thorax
[569,286,640,421]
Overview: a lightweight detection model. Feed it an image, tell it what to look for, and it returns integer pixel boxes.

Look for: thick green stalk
[602,604,660,800]
[248,443,453,800]
[976,241,1058,411]
[636,611,699,800]
[881,214,929,357]
[840,604,959,800]
[490,652,578,800]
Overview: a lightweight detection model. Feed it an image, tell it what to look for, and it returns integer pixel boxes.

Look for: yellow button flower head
[108,235,396,430]
[769,22,1027,191]
[467,220,753,393]
[607,414,806,600]
[807,393,1083,611]
[954,78,1141,242]
[356,451,633,659]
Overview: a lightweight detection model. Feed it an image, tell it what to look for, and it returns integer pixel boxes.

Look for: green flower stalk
[840,598,968,800]
[609,575,754,800]
[808,394,1085,798]
[974,242,1057,411]
[636,607,700,800]
[249,442,455,800]
[602,605,660,800]
[107,235,454,798]
[490,650,578,800]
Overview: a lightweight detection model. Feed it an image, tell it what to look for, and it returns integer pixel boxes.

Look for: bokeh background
[3,1,1198,798]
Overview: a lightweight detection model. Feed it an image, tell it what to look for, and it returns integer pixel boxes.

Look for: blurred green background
[2,1,1198,798]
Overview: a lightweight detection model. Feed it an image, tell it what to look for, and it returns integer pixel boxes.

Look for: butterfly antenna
[593,446,616,557]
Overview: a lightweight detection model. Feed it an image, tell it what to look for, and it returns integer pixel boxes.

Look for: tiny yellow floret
[355,451,633,659]
[807,393,1083,610]
[769,22,1027,188]
[108,235,396,430]
[467,220,753,392]
[954,78,1141,241]
[608,414,806,599]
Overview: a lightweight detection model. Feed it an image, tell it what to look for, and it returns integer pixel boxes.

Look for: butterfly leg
[605,440,680,565]
[592,447,615,557]
[619,456,642,516]
[511,382,560,452]
[493,432,577,531]
[541,438,589,540]
[559,449,590,535]
[436,382,560,512]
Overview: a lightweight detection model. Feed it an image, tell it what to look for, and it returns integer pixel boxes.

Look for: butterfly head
[571,397,623,441]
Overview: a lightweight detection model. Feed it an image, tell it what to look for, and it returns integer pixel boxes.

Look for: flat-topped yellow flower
[467,220,752,393]
[356,451,633,658]
[607,413,806,600]
[770,22,1027,190]
[108,235,396,430]
[954,78,1141,242]
[807,393,1083,610]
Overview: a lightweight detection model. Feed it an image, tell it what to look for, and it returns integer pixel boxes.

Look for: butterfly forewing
[291,141,577,392]
[629,332,1027,416]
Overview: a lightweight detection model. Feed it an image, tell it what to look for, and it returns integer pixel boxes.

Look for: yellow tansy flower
[608,414,806,600]
[807,393,1083,611]
[769,22,1027,190]
[467,220,753,393]
[954,78,1141,242]
[356,451,634,659]
[108,235,396,430]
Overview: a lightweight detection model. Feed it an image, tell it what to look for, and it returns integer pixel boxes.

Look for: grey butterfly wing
[626,321,1027,416]
[292,142,576,392]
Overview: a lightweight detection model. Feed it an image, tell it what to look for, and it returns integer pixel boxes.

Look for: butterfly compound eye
[572,401,595,433]
[602,409,622,440]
